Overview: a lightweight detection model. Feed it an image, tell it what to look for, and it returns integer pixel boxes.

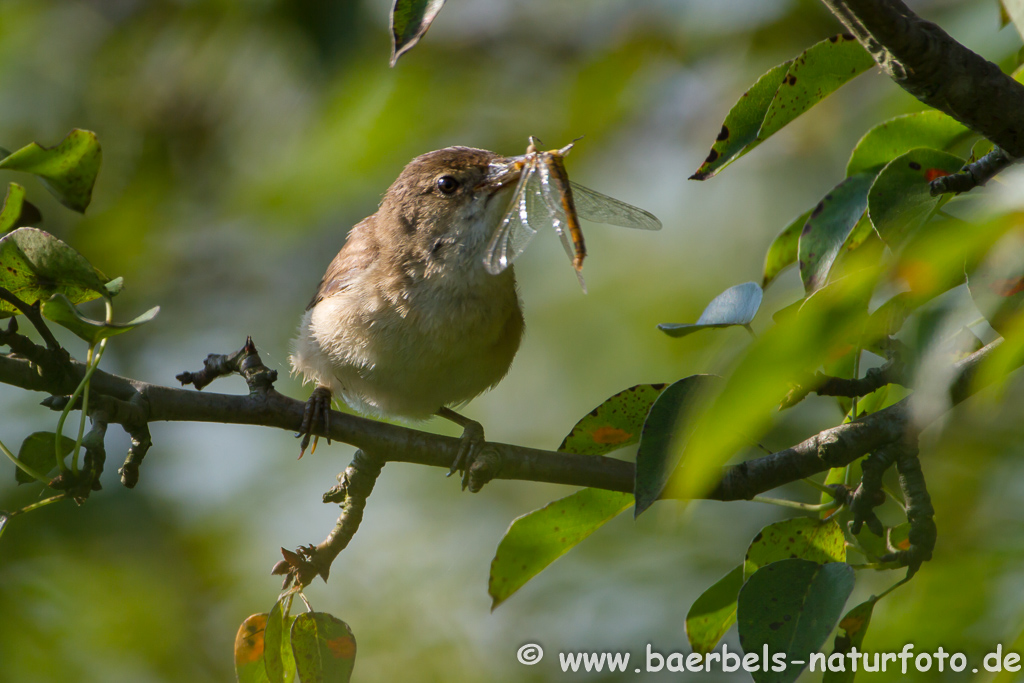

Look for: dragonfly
[482,137,662,291]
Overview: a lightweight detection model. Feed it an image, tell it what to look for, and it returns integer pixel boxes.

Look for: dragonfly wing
[535,162,578,266]
[483,166,539,275]
[569,182,662,230]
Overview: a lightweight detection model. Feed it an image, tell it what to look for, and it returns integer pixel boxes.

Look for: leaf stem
[0,437,49,484]
[751,495,838,512]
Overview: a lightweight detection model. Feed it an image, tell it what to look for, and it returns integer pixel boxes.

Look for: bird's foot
[297,386,333,458]
[437,407,486,490]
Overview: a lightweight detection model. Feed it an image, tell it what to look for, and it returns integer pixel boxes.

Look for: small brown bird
[290,146,524,479]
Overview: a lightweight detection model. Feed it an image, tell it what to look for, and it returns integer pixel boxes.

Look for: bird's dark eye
[436,175,460,195]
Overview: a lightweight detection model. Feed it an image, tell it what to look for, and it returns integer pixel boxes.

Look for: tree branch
[0,336,1015,504]
[820,0,1024,158]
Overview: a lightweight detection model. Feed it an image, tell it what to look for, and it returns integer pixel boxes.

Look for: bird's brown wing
[306,217,379,310]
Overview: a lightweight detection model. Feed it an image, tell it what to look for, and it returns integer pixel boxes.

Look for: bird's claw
[297,386,333,458]
[446,419,485,490]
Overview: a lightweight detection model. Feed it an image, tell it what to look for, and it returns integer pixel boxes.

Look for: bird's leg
[297,385,333,458]
[436,406,485,489]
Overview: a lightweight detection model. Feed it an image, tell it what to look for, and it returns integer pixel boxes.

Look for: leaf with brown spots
[488,488,633,610]
[0,227,109,317]
[823,597,877,683]
[558,383,669,456]
[235,614,272,683]
[798,172,875,294]
[737,560,854,683]
[866,148,965,249]
[290,612,356,683]
[846,111,970,177]
[0,129,101,213]
[743,517,846,582]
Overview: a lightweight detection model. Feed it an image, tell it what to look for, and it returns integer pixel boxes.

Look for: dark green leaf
[290,612,356,683]
[558,384,668,456]
[686,565,743,655]
[846,111,970,176]
[634,374,717,516]
[390,0,446,67]
[823,598,877,683]
[658,283,762,338]
[690,62,791,180]
[867,148,965,249]
[488,488,633,610]
[0,227,108,317]
[0,129,101,213]
[42,294,159,344]
[743,517,846,581]
[235,614,272,683]
[737,560,855,683]
[15,431,75,485]
[763,210,812,287]
[799,172,874,294]
[757,34,874,141]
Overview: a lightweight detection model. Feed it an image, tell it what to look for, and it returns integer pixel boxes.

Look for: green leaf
[15,431,75,485]
[557,384,668,456]
[0,129,101,213]
[1002,0,1024,41]
[235,613,273,683]
[658,283,762,338]
[390,0,446,67]
[737,560,855,683]
[488,488,633,610]
[686,565,743,655]
[0,183,41,233]
[634,374,717,516]
[846,111,970,177]
[743,517,847,581]
[264,599,296,683]
[104,276,124,298]
[290,612,356,683]
[967,230,1024,335]
[0,227,108,317]
[867,148,965,249]
[42,294,159,344]
[757,34,874,141]
[0,513,8,541]
[763,210,812,288]
[799,172,875,294]
[822,598,877,683]
[690,62,791,180]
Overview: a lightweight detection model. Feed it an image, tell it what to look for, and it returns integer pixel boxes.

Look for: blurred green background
[2,0,1024,681]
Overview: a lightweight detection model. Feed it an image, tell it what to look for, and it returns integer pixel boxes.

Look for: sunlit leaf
[558,384,668,456]
[0,183,41,233]
[743,518,847,581]
[763,210,812,288]
[1002,0,1024,40]
[390,0,446,66]
[822,597,877,683]
[685,565,743,655]
[0,227,108,317]
[634,375,718,516]
[737,560,855,683]
[846,111,970,177]
[658,283,762,338]
[757,34,874,141]
[690,62,791,180]
[488,488,633,609]
[290,612,356,683]
[799,173,874,294]
[15,431,75,485]
[867,148,965,249]
[0,129,101,213]
[235,614,272,683]
[42,294,159,344]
